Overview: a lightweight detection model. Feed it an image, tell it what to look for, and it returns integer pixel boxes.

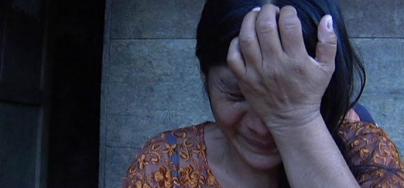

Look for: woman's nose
[245,110,271,137]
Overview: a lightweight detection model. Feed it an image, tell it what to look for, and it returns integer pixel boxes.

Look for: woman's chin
[243,150,282,170]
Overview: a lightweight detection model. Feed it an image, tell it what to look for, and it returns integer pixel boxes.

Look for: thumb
[315,15,337,65]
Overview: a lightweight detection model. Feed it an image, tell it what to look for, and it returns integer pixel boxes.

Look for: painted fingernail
[252,7,261,12]
[326,15,334,32]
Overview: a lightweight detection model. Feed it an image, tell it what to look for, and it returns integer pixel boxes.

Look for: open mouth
[239,134,277,153]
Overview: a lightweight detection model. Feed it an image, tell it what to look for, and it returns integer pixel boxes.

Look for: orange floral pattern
[338,121,404,187]
[124,114,404,187]
[124,123,220,188]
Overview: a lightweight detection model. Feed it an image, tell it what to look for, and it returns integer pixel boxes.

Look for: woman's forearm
[269,115,360,188]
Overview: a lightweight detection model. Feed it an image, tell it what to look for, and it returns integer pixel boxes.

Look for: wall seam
[99,0,113,187]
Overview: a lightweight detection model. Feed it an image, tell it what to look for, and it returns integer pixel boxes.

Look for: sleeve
[338,121,404,187]
[353,103,376,124]
[123,132,179,188]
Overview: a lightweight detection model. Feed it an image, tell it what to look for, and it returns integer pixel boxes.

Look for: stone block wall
[100,0,404,187]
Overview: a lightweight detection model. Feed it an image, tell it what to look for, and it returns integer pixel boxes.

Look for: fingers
[227,37,261,84]
[227,37,246,79]
[278,6,307,57]
[239,8,262,66]
[255,4,283,60]
[315,15,337,66]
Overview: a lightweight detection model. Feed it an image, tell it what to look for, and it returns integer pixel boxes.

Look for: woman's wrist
[263,105,322,131]
[268,113,360,187]
[268,113,325,138]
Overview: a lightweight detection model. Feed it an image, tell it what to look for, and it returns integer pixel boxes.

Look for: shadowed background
[100,0,404,187]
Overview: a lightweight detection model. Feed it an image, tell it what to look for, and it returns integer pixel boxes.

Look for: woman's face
[208,65,281,170]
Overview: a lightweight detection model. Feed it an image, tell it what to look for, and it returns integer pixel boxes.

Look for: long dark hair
[196,0,365,140]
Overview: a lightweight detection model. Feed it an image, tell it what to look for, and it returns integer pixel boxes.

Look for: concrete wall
[100,0,404,187]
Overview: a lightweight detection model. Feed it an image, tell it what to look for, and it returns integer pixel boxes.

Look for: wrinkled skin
[226,5,337,130]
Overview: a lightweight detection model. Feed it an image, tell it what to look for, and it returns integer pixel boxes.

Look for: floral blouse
[124,109,404,188]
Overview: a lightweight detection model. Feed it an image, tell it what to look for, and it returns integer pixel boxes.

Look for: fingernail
[326,15,333,32]
[252,7,261,12]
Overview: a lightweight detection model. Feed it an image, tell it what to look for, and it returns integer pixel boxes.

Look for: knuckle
[262,63,279,77]
[320,32,338,45]
[226,52,239,63]
[328,33,338,45]
[256,20,278,34]
[291,64,306,75]
[279,6,300,31]
[239,35,256,46]
[280,17,300,32]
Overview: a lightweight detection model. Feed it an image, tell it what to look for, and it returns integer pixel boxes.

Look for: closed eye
[217,77,245,101]
[226,92,245,102]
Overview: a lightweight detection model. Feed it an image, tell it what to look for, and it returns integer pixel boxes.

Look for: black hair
[195,0,366,184]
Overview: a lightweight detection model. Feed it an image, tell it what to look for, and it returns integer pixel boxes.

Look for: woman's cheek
[213,100,246,129]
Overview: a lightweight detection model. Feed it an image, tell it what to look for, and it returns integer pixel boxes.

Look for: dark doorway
[0,0,105,187]
[46,0,105,187]
[0,1,48,187]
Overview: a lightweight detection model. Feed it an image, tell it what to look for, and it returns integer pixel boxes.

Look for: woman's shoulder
[124,122,220,188]
[138,122,209,151]
[338,106,404,187]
